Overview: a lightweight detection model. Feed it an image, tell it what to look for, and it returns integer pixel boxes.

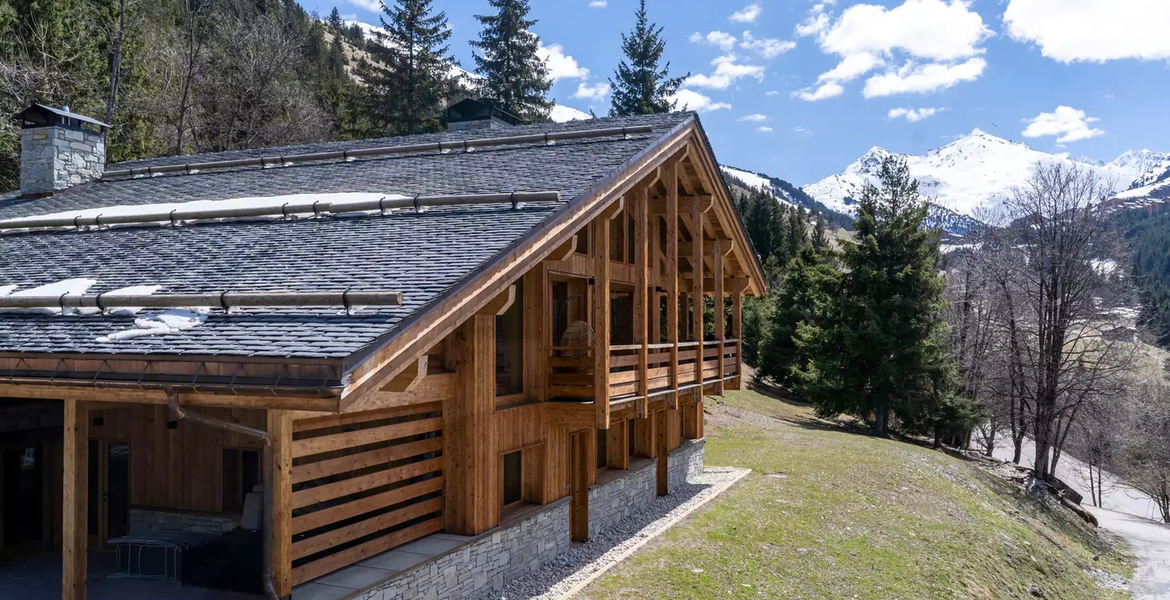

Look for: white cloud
[863,57,986,97]
[739,113,768,122]
[537,43,589,82]
[757,126,774,133]
[794,126,812,134]
[685,55,765,90]
[887,107,945,122]
[740,31,796,59]
[573,82,611,100]
[588,0,607,7]
[794,82,844,101]
[800,0,993,99]
[1004,0,1170,63]
[730,3,762,23]
[1021,106,1105,144]
[818,52,884,83]
[765,90,781,96]
[668,89,732,112]
[345,0,382,12]
[689,31,739,52]
[821,0,992,62]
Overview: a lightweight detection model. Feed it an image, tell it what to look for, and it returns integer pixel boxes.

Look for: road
[992,438,1170,598]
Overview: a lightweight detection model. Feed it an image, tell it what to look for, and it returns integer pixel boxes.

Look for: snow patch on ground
[2,278,98,315]
[97,308,210,342]
[1091,259,1118,275]
[0,192,404,228]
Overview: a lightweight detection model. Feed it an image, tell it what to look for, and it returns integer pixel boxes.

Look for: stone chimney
[18,104,108,197]
[444,98,521,131]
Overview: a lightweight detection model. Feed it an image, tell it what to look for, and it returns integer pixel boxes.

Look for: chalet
[0,102,765,600]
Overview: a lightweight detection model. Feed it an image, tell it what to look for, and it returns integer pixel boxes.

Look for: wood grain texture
[62,400,88,600]
[269,410,294,599]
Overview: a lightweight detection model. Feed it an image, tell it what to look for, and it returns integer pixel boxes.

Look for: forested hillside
[1117,206,1170,346]
[0,0,376,192]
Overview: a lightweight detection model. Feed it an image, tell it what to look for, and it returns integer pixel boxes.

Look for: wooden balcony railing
[548,340,740,403]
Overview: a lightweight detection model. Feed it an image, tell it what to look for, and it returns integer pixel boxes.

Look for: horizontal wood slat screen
[290,403,444,586]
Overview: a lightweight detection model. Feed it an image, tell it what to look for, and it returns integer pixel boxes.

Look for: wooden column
[655,409,668,496]
[268,410,294,599]
[650,291,661,344]
[570,430,589,542]
[606,419,629,470]
[634,416,655,458]
[692,193,705,347]
[523,267,548,403]
[713,240,725,396]
[729,286,744,391]
[62,400,88,600]
[633,186,650,418]
[444,314,499,535]
[665,162,679,395]
[594,201,621,430]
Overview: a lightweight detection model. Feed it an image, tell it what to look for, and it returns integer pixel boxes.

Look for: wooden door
[87,440,130,548]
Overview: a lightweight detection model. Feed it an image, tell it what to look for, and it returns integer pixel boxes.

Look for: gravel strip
[491,467,750,600]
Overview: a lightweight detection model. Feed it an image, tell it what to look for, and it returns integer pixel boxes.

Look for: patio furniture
[109,531,221,584]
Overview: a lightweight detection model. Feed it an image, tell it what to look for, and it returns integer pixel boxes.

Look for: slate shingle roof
[0,112,693,360]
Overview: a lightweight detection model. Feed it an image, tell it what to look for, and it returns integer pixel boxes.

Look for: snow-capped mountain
[802,129,1160,219]
[1112,156,1170,207]
[720,165,855,229]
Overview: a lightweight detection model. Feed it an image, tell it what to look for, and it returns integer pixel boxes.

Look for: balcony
[547,340,740,403]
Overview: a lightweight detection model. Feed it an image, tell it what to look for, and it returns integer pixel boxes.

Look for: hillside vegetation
[582,388,1133,600]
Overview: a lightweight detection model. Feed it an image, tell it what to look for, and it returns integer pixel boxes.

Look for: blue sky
[298,0,1170,186]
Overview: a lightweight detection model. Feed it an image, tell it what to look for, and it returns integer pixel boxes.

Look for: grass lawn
[581,387,1133,600]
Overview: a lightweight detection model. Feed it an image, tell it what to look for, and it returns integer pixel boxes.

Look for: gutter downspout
[167,388,282,600]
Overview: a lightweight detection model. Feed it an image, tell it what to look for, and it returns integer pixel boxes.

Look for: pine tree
[608,0,687,116]
[811,216,828,251]
[327,7,344,31]
[758,246,839,388]
[794,156,947,437]
[358,0,458,135]
[470,0,552,123]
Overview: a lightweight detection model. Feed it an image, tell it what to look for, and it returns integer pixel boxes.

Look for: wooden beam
[680,276,750,292]
[593,208,612,430]
[692,188,705,347]
[478,284,516,317]
[665,160,680,395]
[599,197,625,221]
[679,240,733,258]
[269,410,294,598]
[655,409,668,496]
[443,316,499,535]
[728,288,744,391]
[547,235,578,261]
[650,195,713,216]
[523,266,548,403]
[380,356,427,393]
[0,384,339,413]
[714,240,725,396]
[62,400,88,600]
[570,431,589,542]
[633,185,650,419]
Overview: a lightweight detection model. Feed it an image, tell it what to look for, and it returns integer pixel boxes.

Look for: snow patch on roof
[97,308,210,342]
[3,278,98,315]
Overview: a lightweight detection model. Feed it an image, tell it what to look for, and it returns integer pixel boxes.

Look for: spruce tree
[758,246,839,388]
[794,156,947,437]
[811,216,828,251]
[608,0,687,116]
[470,0,552,123]
[327,7,344,31]
[358,0,458,135]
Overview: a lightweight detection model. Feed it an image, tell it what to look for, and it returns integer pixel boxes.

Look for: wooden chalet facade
[0,106,764,599]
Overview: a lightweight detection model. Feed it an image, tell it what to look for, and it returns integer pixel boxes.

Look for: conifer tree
[470,0,552,123]
[358,0,458,135]
[758,246,839,388]
[794,156,947,437]
[811,216,828,251]
[327,7,344,31]
[608,0,687,116]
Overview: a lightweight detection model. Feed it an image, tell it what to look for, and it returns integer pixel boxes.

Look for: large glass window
[496,280,524,396]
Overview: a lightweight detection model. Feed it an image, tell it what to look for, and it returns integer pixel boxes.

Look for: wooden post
[570,430,589,542]
[444,315,499,535]
[633,186,650,418]
[634,416,654,458]
[62,400,88,600]
[665,162,679,395]
[523,267,548,403]
[692,192,705,347]
[606,419,629,470]
[729,287,744,391]
[655,409,668,496]
[594,202,620,430]
[268,410,294,599]
[713,240,725,396]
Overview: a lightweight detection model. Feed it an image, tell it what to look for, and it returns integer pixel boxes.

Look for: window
[502,451,522,506]
[496,279,524,396]
[628,419,637,457]
[574,224,589,255]
[610,289,634,345]
[627,214,636,264]
[610,210,626,262]
[222,448,261,514]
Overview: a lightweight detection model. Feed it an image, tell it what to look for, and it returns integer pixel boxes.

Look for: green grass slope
[582,389,1133,600]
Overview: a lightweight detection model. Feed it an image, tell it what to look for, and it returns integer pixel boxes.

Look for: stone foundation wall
[350,437,705,600]
[354,500,571,600]
[128,507,239,535]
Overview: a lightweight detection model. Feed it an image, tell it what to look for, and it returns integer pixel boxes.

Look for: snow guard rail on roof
[102,125,654,179]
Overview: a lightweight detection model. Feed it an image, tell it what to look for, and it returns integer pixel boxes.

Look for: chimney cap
[444,98,522,127]
[17,104,109,131]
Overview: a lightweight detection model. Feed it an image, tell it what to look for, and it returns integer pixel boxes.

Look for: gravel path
[1088,507,1170,600]
[491,467,750,600]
